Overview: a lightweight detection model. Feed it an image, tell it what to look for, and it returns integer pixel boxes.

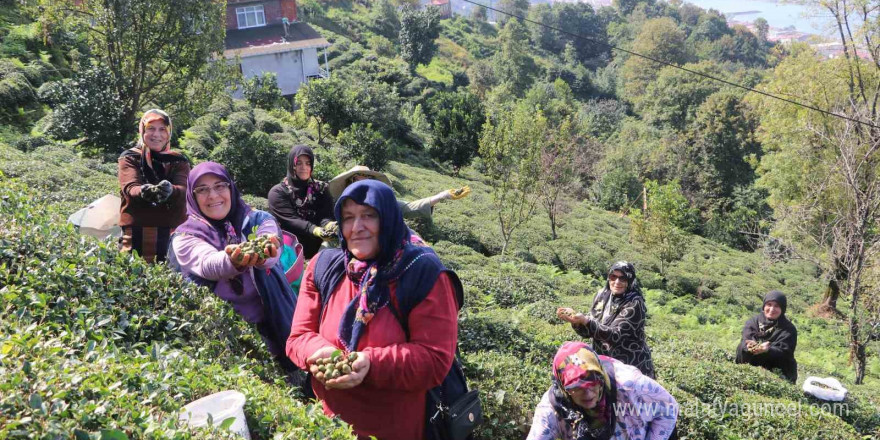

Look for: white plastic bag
[802,376,848,402]
[68,195,122,240]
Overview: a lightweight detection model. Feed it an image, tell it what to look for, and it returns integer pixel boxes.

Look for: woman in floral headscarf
[117,109,190,263]
[286,180,460,440]
[558,261,656,378]
[267,145,336,259]
[527,341,678,440]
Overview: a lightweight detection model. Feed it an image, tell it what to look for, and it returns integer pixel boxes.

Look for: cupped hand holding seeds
[557,307,588,325]
[224,234,279,268]
[307,348,370,390]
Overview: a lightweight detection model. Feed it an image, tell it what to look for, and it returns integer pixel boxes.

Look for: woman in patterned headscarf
[558,261,655,378]
[527,341,677,440]
[117,109,190,263]
[267,145,336,259]
[286,180,460,440]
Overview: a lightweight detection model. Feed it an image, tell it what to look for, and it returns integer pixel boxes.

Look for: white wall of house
[236,48,323,96]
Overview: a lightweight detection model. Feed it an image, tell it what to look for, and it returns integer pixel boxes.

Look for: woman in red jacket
[287,179,458,440]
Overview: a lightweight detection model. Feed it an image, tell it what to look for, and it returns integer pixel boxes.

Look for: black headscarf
[756,290,790,339]
[286,144,315,184]
[604,261,643,304]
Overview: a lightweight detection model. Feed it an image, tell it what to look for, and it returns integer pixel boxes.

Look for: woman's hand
[306,346,340,380]
[750,341,770,354]
[225,245,258,269]
[254,236,280,266]
[325,352,370,390]
[557,307,588,325]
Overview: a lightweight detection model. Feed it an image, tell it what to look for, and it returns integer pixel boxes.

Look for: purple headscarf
[176,161,251,249]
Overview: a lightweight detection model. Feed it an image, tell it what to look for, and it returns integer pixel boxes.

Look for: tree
[494,19,538,94]
[399,5,441,71]
[630,180,693,276]
[243,72,286,110]
[496,0,530,23]
[527,2,608,62]
[479,106,547,255]
[371,0,401,39]
[427,90,486,174]
[538,117,595,239]
[752,0,880,381]
[337,123,390,171]
[620,17,687,104]
[472,5,487,22]
[636,61,722,131]
[42,0,225,130]
[295,78,346,143]
[41,64,130,157]
[754,17,769,42]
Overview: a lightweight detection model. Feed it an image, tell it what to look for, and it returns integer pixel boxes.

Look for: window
[236,5,266,29]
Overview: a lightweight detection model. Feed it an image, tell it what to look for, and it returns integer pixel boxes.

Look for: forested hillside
[1,0,878,438]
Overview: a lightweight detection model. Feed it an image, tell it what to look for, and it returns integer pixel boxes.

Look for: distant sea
[682,0,835,35]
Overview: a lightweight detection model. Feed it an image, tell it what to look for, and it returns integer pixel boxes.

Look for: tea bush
[0,172,357,439]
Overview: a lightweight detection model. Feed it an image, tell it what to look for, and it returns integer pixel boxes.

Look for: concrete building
[224,0,330,96]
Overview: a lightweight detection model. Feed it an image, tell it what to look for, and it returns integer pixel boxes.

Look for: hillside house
[224,0,330,96]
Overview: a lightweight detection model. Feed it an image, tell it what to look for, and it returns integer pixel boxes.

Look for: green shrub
[465,274,558,308]
[0,177,357,439]
[211,130,286,196]
[254,109,284,134]
[337,122,389,171]
[224,111,256,141]
[10,134,52,152]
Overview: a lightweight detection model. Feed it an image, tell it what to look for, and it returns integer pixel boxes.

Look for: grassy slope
[385,160,880,438]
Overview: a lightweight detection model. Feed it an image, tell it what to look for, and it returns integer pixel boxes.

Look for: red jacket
[287,259,458,440]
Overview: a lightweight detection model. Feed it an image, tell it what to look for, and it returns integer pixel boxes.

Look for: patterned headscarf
[333,179,436,352]
[549,342,617,440]
[136,109,186,184]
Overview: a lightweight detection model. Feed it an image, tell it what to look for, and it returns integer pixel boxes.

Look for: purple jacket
[171,211,280,323]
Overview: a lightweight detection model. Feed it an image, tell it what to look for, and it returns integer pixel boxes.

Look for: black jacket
[736,313,798,382]
[574,288,656,378]
[267,180,334,259]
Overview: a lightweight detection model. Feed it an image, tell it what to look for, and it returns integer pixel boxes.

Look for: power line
[460,0,880,130]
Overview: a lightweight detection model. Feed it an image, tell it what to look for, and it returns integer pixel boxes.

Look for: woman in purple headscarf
[167,162,302,383]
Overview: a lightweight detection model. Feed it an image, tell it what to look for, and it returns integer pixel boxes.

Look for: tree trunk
[820,277,840,310]
[549,211,557,240]
[853,342,866,385]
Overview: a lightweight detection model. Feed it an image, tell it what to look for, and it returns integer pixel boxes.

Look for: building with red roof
[223,0,330,96]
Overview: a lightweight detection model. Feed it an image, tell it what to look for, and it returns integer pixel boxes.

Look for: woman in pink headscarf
[527,342,678,440]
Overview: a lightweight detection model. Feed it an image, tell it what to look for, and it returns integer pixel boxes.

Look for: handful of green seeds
[234,234,275,261]
[314,351,359,382]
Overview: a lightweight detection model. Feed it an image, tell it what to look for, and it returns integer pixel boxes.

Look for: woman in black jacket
[557,261,656,378]
[735,290,798,383]
[267,145,336,259]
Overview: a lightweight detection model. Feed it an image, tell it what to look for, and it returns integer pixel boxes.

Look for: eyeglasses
[193,182,231,197]
[608,274,627,283]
